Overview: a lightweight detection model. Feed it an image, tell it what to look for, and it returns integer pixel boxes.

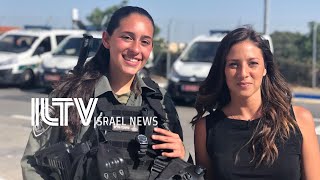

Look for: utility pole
[72,8,79,29]
[312,23,318,88]
[166,20,172,79]
[263,0,269,34]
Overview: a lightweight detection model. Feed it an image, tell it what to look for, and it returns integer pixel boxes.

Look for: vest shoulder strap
[142,77,167,121]
[205,109,224,158]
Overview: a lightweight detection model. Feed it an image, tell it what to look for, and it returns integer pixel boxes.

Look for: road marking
[10,114,30,121]
[316,125,320,135]
[292,98,320,104]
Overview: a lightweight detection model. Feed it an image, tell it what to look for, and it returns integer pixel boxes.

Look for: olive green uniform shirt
[21,75,187,180]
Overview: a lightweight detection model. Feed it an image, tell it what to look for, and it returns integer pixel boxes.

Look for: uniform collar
[94,75,156,97]
[136,74,156,93]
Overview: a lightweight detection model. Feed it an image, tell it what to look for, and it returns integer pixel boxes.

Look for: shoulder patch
[33,119,50,137]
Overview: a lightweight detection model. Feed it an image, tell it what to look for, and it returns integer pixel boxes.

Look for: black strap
[142,77,167,120]
[148,156,169,180]
[142,77,171,132]
[205,109,223,160]
[72,34,93,75]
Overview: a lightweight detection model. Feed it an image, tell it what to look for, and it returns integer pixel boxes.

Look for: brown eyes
[121,35,132,41]
[121,35,151,46]
[227,61,259,68]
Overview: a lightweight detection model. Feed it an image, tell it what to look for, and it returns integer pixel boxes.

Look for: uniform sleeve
[21,125,62,179]
[160,88,193,163]
[160,88,183,139]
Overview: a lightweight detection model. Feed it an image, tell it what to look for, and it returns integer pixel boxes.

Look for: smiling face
[102,13,154,76]
[224,40,267,100]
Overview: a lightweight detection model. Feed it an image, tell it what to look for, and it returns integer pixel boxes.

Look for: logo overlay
[31,98,158,132]
[31,98,98,127]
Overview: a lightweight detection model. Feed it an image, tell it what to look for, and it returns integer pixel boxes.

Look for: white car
[0,29,84,87]
[167,30,273,102]
[39,32,102,89]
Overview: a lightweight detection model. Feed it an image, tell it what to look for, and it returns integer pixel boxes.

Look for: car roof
[1,29,85,37]
[192,34,226,42]
[190,32,274,52]
[64,31,103,39]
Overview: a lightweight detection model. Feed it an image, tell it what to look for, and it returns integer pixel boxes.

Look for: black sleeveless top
[205,109,303,180]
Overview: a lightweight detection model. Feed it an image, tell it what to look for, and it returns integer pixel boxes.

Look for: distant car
[167,30,274,102]
[39,32,102,89]
[137,51,154,78]
[0,29,84,87]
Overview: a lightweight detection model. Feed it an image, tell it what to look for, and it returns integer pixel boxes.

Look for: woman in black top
[192,27,320,179]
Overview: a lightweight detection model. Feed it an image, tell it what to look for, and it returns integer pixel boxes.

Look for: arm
[21,126,58,180]
[151,90,188,161]
[194,117,213,180]
[293,106,320,180]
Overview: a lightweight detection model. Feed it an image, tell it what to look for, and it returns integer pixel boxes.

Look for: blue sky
[1,0,320,42]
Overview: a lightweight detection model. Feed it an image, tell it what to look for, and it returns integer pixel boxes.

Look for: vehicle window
[55,35,68,45]
[53,37,101,57]
[0,35,37,53]
[181,41,220,62]
[38,37,51,53]
[89,38,102,57]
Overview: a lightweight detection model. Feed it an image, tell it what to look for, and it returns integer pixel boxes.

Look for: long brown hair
[192,27,298,166]
[52,6,155,142]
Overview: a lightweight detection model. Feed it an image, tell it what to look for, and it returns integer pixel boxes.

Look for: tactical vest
[99,99,162,177]
[74,77,171,180]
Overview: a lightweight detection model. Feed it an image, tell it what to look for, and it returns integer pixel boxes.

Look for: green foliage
[86,0,128,30]
[271,22,320,87]
[86,0,160,37]
[271,31,309,62]
[278,59,312,86]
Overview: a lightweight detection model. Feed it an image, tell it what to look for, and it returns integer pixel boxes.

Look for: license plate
[181,85,199,92]
[44,74,61,81]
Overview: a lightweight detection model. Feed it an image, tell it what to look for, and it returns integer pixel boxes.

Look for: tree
[271,31,304,61]
[86,0,160,37]
[86,0,128,30]
[86,1,167,69]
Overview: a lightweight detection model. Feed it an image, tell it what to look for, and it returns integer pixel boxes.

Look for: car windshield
[181,41,220,62]
[0,35,38,53]
[53,37,101,57]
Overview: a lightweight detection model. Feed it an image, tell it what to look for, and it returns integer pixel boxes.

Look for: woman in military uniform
[21,6,188,180]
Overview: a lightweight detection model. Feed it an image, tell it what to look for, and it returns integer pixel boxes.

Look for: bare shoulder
[194,116,213,179]
[292,106,316,131]
[194,117,207,145]
[194,117,206,133]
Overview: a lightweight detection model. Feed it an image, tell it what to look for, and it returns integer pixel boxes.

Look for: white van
[39,32,102,88]
[0,29,84,86]
[167,30,273,102]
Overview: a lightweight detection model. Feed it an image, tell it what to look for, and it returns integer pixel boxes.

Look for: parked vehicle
[0,29,84,87]
[137,51,154,78]
[39,32,102,89]
[167,30,273,102]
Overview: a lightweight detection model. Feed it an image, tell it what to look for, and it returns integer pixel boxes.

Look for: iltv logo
[31,98,98,126]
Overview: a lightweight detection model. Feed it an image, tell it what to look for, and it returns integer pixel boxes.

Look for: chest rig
[93,78,170,175]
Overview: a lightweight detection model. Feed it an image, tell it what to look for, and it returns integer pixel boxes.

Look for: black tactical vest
[71,78,174,180]
[87,77,171,180]
[94,96,160,179]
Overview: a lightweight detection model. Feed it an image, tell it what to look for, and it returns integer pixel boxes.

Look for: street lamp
[312,23,317,88]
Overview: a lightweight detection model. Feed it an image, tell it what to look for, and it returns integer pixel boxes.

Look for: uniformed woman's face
[102,13,154,76]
